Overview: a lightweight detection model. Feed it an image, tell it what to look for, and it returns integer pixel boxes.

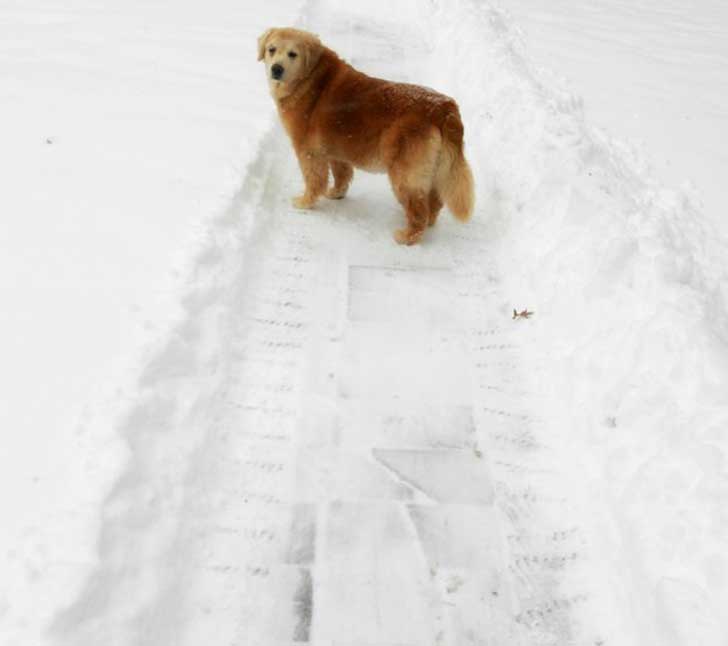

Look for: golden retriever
[258,27,474,245]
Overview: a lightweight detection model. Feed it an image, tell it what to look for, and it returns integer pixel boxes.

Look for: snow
[0,0,301,641]
[500,0,728,237]
[2,0,727,645]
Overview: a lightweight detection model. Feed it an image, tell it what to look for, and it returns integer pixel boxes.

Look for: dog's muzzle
[271,64,284,80]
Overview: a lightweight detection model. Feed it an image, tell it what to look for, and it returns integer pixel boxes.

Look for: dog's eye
[268,46,276,55]
[288,51,298,59]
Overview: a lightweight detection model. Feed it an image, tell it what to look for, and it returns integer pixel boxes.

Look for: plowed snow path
[52,4,599,645]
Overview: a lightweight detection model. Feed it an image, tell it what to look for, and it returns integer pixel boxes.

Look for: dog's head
[257,28,323,97]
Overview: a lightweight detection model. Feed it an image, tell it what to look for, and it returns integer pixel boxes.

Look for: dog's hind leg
[326,161,353,199]
[387,124,441,244]
[392,187,430,245]
[428,189,443,227]
[293,152,329,210]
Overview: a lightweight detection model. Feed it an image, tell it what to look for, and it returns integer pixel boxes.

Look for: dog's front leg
[293,151,328,209]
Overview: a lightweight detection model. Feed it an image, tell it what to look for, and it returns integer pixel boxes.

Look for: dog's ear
[301,33,323,74]
[257,28,275,61]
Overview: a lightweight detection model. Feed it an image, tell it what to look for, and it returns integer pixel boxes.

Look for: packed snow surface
[2,0,727,645]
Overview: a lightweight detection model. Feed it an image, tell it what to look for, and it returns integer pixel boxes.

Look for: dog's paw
[292,195,316,210]
[394,228,424,246]
[325,187,347,200]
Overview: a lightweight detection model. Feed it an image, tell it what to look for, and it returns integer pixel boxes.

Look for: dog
[258,27,474,245]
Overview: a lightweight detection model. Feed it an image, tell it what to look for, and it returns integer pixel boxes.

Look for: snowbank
[0,1,301,643]
[428,1,728,643]
[502,0,728,238]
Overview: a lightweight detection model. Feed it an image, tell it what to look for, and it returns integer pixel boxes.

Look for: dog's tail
[437,109,475,222]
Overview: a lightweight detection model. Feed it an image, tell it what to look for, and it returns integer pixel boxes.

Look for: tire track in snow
[50,3,597,645]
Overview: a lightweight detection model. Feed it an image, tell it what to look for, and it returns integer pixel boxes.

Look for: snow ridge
[431,1,728,644]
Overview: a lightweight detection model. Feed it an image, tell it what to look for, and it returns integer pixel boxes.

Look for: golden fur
[258,27,474,244]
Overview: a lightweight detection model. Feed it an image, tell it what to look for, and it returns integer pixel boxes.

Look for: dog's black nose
[271,64,284,80]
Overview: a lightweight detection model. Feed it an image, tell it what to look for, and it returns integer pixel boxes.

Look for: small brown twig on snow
[512,308,534,320]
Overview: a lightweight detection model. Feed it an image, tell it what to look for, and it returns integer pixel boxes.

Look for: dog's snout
[271,63,284,80]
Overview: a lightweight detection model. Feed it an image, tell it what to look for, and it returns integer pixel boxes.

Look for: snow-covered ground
[0,0,301,640]
[502,0,728,237]
[2,0,727,645]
